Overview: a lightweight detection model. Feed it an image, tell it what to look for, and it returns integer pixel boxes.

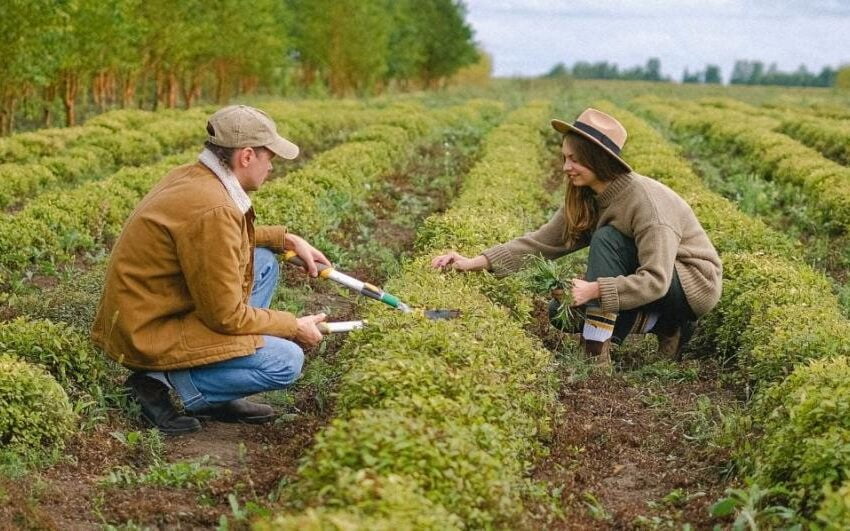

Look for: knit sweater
[482,172,722,317]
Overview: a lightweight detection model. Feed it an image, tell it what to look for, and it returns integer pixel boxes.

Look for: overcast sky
[464,0,850,82]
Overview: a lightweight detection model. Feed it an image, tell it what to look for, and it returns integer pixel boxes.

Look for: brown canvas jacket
[91,162,298,371]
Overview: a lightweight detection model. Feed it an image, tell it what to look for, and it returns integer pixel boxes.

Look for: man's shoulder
[151,163,233,211]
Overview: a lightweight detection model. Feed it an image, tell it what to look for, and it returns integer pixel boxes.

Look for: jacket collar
[596,172,636,208]
[198,148,252,214]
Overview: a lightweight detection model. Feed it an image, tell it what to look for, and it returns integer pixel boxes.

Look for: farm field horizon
[2,78,850,529]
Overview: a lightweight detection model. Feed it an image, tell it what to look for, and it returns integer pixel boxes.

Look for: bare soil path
[526,301,740,529]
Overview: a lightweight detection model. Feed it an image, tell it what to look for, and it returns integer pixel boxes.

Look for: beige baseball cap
[207,105,299,160]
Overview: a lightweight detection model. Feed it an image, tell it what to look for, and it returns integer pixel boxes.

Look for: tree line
[544,58,668,82]
[727,60,836,87]
[545,58,846,88]
[0,0,479,135]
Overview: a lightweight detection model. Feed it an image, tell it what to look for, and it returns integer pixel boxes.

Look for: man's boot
[581,337,612,369]
[193,398,276,424]
[125,373,201,435]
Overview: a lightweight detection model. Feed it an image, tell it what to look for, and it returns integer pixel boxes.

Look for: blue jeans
[166,248,304,412]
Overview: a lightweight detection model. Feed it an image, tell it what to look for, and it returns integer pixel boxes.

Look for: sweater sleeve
[597,223,680,312]
[481,205,587,277]
[255,225,287,253]
[176,207,298,338]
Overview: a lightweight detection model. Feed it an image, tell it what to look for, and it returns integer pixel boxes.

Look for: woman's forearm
[471,254,491,271]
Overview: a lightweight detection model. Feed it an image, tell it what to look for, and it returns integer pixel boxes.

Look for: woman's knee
[256,337,304,388]
[590,225,629,250]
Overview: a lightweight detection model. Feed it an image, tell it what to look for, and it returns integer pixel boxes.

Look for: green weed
[710,482,800,530]
[109,429,164,467]
[582,491,612,522]
[102,457,219,490]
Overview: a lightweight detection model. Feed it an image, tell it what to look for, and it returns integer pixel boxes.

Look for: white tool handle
[318,320,367,333]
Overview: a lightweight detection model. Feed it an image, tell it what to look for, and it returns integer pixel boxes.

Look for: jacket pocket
[180,312,232,351]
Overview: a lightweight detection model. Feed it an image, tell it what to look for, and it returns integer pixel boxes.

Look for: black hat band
[573,121,622,155]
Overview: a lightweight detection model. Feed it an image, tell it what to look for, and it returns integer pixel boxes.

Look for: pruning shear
[284,251,460,333]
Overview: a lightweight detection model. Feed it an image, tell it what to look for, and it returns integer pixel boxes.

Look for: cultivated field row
[0,97,505,472]
[608,100,850,525]
[261,101,558,528]
[633,97,850,234]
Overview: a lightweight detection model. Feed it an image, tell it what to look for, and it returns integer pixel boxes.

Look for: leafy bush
[0,355,75,452]
[780,117,850,166]
[747,357,850,514]
[259,472,461,530]
[0,317,107,399]
[816,481,850,530]
[262,102,556,528]
[635,96,850,231]
[616,99,850,523]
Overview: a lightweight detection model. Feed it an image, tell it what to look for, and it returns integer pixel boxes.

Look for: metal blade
[422,309,461,320]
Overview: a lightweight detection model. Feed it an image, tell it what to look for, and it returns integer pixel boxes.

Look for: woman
[431,108,722,366]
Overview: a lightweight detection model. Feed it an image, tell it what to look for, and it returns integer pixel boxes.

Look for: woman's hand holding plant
[570,278,600,306]
[431,252,489,272]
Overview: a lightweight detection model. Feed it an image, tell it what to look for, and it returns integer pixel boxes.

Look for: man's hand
[570,278,601,307]
[285,233,331,277]
[430,251,489,272]
[295,313,326,347]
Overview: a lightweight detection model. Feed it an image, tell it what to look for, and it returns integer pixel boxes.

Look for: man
[92,105,329,434]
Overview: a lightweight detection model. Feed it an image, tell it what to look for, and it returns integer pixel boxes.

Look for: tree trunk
[42,85,56,127]
[62,72,79,127]
[91,72,102,110]
[0,93,17,136]
[105,70,117,107]
[167,71,178,108]
[215,62,230,104]
[180,71,201,109]
[121,72,136,108]
[300,65,316,89]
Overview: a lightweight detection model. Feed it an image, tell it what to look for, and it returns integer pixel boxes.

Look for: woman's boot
[652,320,696,361]
[581,337,612,369]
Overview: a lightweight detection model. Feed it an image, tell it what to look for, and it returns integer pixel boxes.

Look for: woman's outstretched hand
[430,251,489,272]
[570,278,601,306]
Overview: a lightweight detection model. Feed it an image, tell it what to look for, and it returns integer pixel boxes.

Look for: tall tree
[0,0,66,133]
[704,65,722,84]
[292,0,391,95]
[416,0,478,88]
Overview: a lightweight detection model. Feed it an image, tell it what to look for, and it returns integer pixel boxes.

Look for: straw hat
[551,108,632,172]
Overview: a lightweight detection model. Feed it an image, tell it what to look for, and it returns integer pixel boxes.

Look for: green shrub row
[0,101,457,287]
[684,96,850,168]
[633,95,850,233]
[621,99,850,382]
[0,101,364,164]
[414,104,554,316]
[744,356,850,519]
[0,108,208,210]
[263,102,556,529]
[613,100,850,522]
[0,101,399,212]
[0,100,503,463]
[0,355,75,453]
[254,99,504,237]
[778,116,850,166]
[0,317,107,400]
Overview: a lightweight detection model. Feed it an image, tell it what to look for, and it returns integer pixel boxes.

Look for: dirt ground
[525,299,739,530]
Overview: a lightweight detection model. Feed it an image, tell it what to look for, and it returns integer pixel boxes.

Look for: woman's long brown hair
[562,131,631,246]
